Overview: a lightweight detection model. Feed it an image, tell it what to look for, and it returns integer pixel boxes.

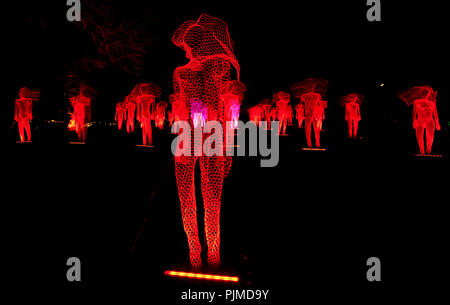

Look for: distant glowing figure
[258,99,273,129]
[295,102,305,128]
[170,93,189,132]
[14,87,39,142]
[167,110,174,127]
[398,86,441,155]
[68,86,93,143]
[124,96,136,134]
[190,98,208,128]
[221,80,246,129]
[115,101,127,131]
[290,78,328,147]
[273,91,292,135]
[248,105,264,126]
[155,101,168,129]
[339,93,363,138]
[132,83,161,146]
[172,14,240,269]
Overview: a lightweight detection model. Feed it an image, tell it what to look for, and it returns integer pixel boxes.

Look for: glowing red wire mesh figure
[172,14,240,269]
[398,86,441,155]
[339,93,363,138]
[257,98,273,129]
[155,101,168,129]
[123,96,136,134]
[248,105,264,126]
[273,91,293,135]
[131,83,162,146]
[170,93,189,133]
[115,101,127,131]
[220,80,246,129]
[290,78,328,147]
[167,109,174,127]
[68,86,93,143]
[14,87,39,142]
[295,102,305,128]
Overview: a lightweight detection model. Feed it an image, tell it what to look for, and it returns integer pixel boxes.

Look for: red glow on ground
[164,270,239,282]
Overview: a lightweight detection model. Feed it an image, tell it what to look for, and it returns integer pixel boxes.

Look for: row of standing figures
[13,84,441,155]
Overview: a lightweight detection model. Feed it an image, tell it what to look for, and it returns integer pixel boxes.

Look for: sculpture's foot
[207,252,221,270]
[189,251,202,271]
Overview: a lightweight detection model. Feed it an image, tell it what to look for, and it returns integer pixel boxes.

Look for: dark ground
[5,118,450,302]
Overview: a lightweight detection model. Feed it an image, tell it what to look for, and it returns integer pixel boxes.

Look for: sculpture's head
[172,14,240,79]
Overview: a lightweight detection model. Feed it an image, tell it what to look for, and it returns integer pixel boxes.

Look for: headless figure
[412,93,440,154]
[345,98,361,138]
[15,93,33,142]
[302,92,325,147]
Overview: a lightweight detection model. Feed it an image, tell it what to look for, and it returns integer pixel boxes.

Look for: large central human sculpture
[172,14,242,269]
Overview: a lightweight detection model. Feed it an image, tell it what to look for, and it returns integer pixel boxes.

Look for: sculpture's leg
[347,119,352,138]
[305,119,312,147]
[200,156,225,268]
[142,122,148,146]
[24,120,31,141]
[313,120,321,147]
[415,126,425,154]
[353,119,359,138]
[175,157,202,269]
[18,121,25,142]
[425,123,436,155]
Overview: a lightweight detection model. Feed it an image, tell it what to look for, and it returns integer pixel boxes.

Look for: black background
[5,0,449,303]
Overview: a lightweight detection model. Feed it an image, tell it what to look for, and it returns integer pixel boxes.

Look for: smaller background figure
[398,86,441,155]
[290,78,328,147]
[257,98,273,129]
[129,82,162,146]
[295,102,305,128]
[124,96,136,134]
[115,101,127,131]
[339,93,363,138]
[15,87,40,142]
[273,91,292,135]
[248,104,264,127]
[67,84,95,143]
[155,101,168,129]
[220,80,246,129]
[170,93,189,133]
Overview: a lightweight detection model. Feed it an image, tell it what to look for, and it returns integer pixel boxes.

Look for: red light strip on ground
[164,270,239,282]
[414,154,443,158]
[302,147,327,151]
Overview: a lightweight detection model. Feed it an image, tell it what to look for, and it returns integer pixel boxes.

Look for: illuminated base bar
[164,270,239,283]
[136,144,155,148]
[414,153,444,158]
[16,141,32,144]
[302,147,327,151]
[68,141,86,145]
